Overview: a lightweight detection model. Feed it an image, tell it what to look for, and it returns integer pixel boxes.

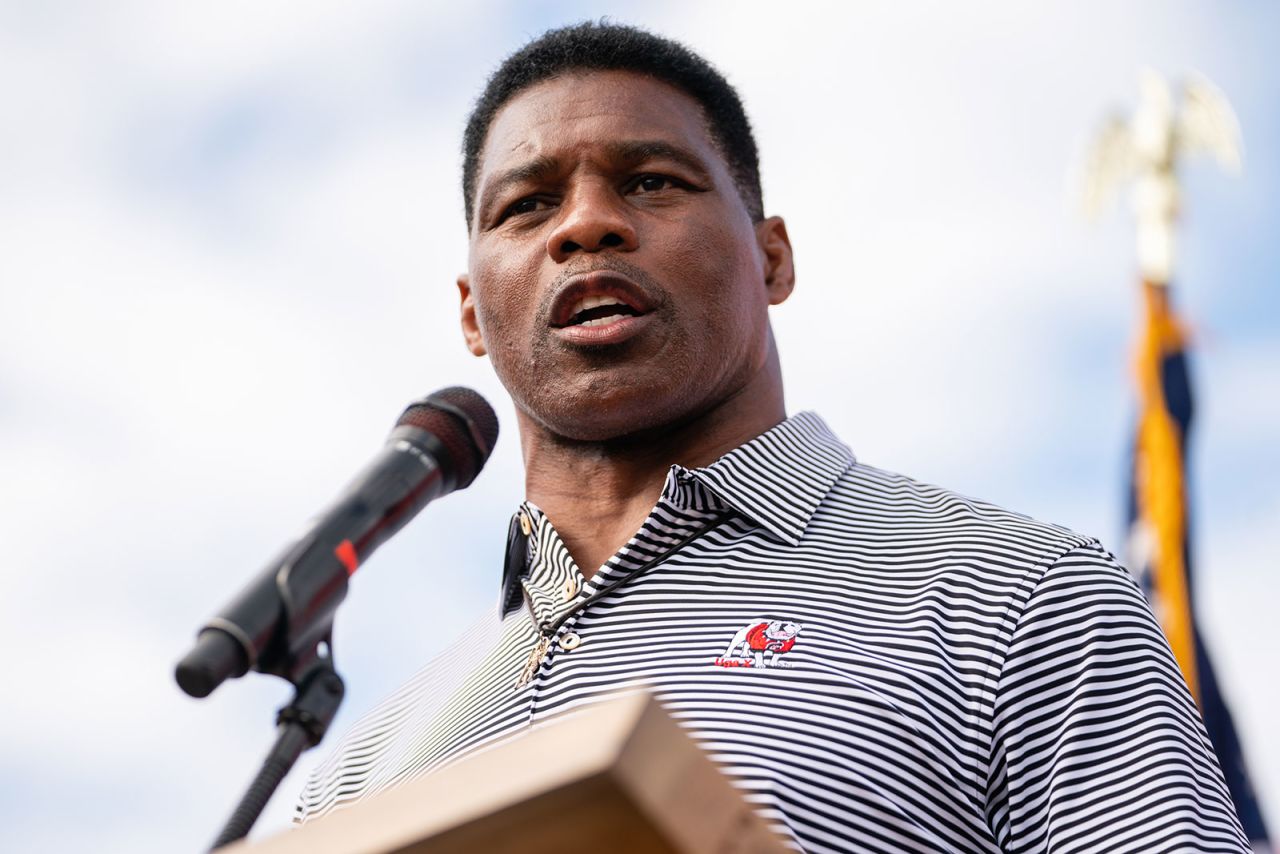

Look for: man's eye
[632,175,674,193]
[503,197,550,219]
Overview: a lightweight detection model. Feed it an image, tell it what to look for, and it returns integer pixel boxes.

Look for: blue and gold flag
[1125,281,1270,845]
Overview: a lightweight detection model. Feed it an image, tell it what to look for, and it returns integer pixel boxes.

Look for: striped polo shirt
[297,413,1248,852]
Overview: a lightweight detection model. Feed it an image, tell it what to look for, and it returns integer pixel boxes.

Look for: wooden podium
[223,693,789,854]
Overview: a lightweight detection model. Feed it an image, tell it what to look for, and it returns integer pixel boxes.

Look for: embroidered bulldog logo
[713,618,802,668]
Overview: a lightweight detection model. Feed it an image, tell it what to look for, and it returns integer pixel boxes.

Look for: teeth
[569,294,627,318]
[579,314,628,328]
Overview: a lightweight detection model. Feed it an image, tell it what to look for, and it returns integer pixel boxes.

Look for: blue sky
[1,2,1276,850]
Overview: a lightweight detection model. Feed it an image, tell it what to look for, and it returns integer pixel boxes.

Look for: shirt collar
[498,412,854,615]
[682,411,854,547]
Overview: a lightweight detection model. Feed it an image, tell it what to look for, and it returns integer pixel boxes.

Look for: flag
[1125,280,1271,845]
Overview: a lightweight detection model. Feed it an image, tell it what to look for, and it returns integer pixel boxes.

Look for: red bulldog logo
[713,619,802,669]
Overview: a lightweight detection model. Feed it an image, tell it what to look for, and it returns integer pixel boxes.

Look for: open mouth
[561,295,645,328]
[548,272,657,331]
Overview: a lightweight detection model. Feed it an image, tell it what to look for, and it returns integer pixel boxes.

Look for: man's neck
[516,366,785,579]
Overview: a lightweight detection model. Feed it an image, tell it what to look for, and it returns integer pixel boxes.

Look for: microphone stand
[208,635,345,851]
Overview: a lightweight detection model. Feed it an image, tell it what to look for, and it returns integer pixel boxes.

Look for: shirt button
[562,577,580,599]
[559,632,582,651]
[519,512,532,536]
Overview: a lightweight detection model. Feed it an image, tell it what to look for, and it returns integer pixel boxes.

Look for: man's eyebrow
[478,155,560,217]
[477,140,714,222]
[605,140,713,180]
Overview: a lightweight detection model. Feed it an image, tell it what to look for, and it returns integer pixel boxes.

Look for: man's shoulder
[814,459,1102,573]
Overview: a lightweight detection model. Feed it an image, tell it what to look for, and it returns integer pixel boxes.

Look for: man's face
[460,70,792,442]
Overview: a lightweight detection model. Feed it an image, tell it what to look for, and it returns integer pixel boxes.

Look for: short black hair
[462,21,764,227]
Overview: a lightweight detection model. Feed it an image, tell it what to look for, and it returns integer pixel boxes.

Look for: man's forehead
[477,70,718,174]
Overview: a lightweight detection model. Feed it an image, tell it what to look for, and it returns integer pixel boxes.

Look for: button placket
[521,550,591,699]
[562,575,581,600]
[522,493,726,720]
[549,607,588,655]
[519,510,584,633]
[526,608,588,708]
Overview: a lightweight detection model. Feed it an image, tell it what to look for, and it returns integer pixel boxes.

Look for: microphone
[175,387,499,699]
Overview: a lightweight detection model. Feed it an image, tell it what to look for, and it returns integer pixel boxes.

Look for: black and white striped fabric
[297,413,1248,852]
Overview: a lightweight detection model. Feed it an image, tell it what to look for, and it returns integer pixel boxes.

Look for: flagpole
[1132,277,1198,698]
[1080,68,1270,846]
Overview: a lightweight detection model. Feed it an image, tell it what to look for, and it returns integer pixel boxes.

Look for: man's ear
[756,216,795,306]
[457,274,487,357]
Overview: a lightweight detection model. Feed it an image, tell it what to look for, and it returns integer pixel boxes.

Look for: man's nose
[546,184,638,262]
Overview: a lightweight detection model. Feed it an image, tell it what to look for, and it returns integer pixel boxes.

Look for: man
[299,22,1249,852]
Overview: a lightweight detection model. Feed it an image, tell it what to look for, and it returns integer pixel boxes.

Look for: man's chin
[519,376,698,444]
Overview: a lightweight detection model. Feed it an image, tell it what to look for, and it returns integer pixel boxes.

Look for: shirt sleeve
[985,540,1249,852]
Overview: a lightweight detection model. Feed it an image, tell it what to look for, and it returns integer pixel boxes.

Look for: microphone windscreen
[396,387,498,489]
